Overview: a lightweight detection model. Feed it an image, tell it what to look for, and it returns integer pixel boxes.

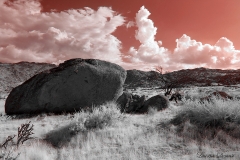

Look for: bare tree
[155,66,182,103]
[155,66,179,97]
[155,66,163,74]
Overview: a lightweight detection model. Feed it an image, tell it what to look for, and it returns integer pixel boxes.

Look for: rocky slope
[125,67,240,88]
[0,62,56,97]
[167,67,240,87]
[124,69,164,88]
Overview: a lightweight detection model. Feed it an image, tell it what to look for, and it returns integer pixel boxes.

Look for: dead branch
[1,135,16,149]
[155,67,178,96]
[17,121,34,147]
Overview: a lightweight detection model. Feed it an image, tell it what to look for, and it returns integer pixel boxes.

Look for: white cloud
[172,34,240,69]
[0,0,125,64]
[126,21,135,28]
[126,6,169,70]
[124,6,240,71]
[1,1,240,72]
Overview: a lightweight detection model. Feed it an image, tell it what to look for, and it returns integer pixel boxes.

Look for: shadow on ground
[44,123,87,148]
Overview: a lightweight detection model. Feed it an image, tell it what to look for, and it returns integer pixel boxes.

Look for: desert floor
[1,86,240,160]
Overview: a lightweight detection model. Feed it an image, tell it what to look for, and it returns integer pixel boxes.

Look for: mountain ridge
[1,61,240,97]
[125,67,240,88]
[0,62,56,97]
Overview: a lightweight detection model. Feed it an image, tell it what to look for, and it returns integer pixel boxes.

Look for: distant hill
[168,67,240,86]
[1,61,240,97]
[0,62,56,97]
[125,67,240,88]
[124,69,164,88]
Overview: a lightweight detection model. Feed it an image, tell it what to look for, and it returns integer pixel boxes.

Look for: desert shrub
[71,101,124,131]
[0,149,20,160]
[170,97,240,140]
[0,121,34,160]
[45,101,124,148]
[44,123,78,148]
[76,101,124,130]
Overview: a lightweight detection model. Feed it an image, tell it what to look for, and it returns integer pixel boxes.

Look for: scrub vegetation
[1,86,240,159]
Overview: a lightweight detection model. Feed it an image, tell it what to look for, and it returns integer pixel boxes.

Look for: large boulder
[136,95,169,113]
[5,58,126,115]
[116,92,145,113]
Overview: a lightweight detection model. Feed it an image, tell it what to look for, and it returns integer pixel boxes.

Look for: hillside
[124,69,164,88]
[125,67,240,88]
[1,62,240,97]
[1,62,240,159]
[0,62,56,97]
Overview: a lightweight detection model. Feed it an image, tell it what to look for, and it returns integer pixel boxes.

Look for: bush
[45,101,124,148]
[70,101,124,133]
[0,121,34,160]
[170,97,240,139]
[81,101,123,130]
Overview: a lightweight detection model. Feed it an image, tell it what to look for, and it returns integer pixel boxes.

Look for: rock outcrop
[137,95,169,113]
[117,92,168,114]
[5,58,126,115]
[116,92,132,113]
[116,92,145,113]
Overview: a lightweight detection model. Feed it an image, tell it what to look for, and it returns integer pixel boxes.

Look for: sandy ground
[0,99,5,114]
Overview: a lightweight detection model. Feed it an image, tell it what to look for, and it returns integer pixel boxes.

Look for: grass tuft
[74,101,124,131]
[45,101,124,148]
[170,97,240,140]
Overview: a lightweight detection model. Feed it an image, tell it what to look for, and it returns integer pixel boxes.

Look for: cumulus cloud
[0,0,125,64]
[124,6,240,71]
[125,6,169,70]
[171,34,240,70]
[1,1,240,72]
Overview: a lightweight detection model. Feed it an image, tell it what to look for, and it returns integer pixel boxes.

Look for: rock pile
[117,92,169,114]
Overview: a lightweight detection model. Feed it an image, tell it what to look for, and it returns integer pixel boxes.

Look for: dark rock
[5,58,126,115]
[136,95,169,113]
[116,92,132,113]
[116,92,145,113]
[129,95,146,113]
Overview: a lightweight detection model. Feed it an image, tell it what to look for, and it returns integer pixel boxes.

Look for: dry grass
[170,97,240,139]
[1,86,240,159]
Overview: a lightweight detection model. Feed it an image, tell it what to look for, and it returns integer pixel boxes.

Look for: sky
[0,0,240,72]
